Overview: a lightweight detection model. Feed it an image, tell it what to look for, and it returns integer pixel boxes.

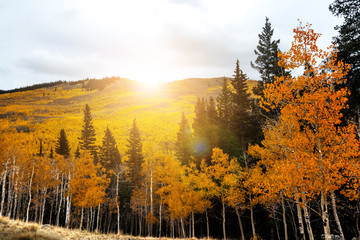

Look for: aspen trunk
[6,170,12,218]
[273,207,281,240]
[80,207,84,230]
[159,203,162,238]
[302,195,314,240]
[56,175,64,226]
[222,200,226,240]
[321,191,331,240]
[295,197,306,240]
[65,171,72,228]
[40,188,47,225]
[180,217,186,238]
[331,191,345,240]
[250,201,256,239]
[26,164,35,223]
[281,195,288,240]
[12,189,18,219]
[288,200,298,240]
[150,168,153,236]
[65,193,71,228]
[192,211,195,238]
[0,161,8,216]
[116,173,120,234]
[235,207,245,240]
[206,208,210,240]
[96,203,100,232]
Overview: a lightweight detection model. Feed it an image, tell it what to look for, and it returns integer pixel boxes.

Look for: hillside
[0,77,257,158]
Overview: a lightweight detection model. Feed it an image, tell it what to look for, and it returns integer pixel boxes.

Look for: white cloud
[0,0,344,89]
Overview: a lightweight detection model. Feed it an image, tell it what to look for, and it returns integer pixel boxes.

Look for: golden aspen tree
[71,152,110,229]
[249,22,359,240]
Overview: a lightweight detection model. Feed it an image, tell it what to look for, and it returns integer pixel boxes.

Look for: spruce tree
[55,129,70,158]
[231,60,252,150]
[175,112,192,165]
[99,127,121,171]
[192,98,207,136]
[330,0,360,114]
[206,96,217,125]
[126,118,144,188]
[216,78,239,156]
[251,17,288,96]
[216,78,233,130]
[192,98,210,160]
[79,104,97,157]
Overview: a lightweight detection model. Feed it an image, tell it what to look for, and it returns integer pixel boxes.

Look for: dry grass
[0,217,213,240]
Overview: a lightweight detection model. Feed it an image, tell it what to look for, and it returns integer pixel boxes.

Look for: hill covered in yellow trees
[0,77,256,158]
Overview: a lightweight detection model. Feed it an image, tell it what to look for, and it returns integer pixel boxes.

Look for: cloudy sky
[0,0,343,90]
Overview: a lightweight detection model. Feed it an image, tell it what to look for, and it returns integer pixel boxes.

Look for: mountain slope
[0,77,257,158]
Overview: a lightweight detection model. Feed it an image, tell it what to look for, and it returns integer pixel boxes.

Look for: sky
[0,0,343,90]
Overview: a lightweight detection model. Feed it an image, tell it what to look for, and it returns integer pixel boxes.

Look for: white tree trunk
[321,191,331,240]
[295,197,306,240]
[222,199,226,240]
[56,175,64,226]
[65,171,72,228]
[331,191,345,240]
[235,207,245,240]
[281,195,288,240]
[302,194,314,240]
[26,164,35,223]
[0,161,8,216]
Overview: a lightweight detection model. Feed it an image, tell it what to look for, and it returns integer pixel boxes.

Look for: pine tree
[126,119,144,188]
[175,112,192,165]
[206,97,217,125]
[330,0,360,114]
[251,17,288,96]
[55,129,71,158]
[192,98,207,136]
[217,78,232,130]
[79,104,97,157]
[192,98,211,160]
[231,60,252,149]
[99,127,121,171]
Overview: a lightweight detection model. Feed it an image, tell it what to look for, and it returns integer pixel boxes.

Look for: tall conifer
[126,119,144,188]
[79,104,97,157]
[231,60,251,149]
[251,17,288,96]
[175,112,192,165]
[99,127,121,171]
[330,0,360,114]
[55,129,70,158]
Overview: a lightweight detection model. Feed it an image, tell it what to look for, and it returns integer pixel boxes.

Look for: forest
[0,1,360,239]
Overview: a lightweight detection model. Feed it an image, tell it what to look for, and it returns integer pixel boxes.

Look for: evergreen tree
[192,98,207,136]
[206,96,217,125]
[175,112,192,165]
[230,59,252,149]
[330,0,360,114]
[192,98,211,160]
[79,104,97,157]
[216,78,240,156]
[99,127,121,171]
[55,129,70,158]
[216,78,233,130]
[251,17,288,96]
[126,118,144,188]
